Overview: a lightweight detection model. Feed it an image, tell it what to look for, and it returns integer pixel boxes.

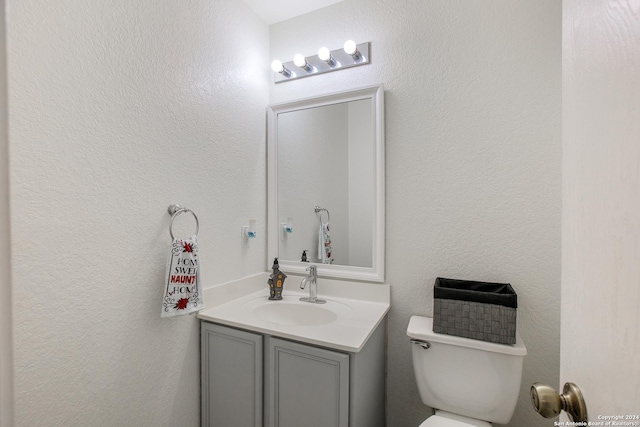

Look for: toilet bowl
[407,316,527,426]
[418,411,491,427]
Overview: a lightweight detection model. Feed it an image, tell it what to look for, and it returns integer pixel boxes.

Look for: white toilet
[407,316,527,426]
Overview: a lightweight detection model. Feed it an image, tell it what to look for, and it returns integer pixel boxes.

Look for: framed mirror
[267,85,385,282]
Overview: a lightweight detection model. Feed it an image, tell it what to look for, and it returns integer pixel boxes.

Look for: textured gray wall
[8,1,269,425]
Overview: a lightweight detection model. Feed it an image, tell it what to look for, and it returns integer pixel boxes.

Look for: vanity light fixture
[271,40,370,83]
[271,60,292,78]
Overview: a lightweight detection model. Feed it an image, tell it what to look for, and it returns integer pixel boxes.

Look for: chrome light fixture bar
[272,41,370,83]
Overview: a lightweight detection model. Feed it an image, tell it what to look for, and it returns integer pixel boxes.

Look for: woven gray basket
[432,277,517,345]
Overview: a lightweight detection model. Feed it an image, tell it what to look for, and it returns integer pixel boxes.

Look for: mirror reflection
[277,99,374,268]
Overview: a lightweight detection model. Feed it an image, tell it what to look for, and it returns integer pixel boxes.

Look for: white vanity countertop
[197,272,390,353]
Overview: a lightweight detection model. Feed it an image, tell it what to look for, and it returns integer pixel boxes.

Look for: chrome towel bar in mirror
[314,206,330,223]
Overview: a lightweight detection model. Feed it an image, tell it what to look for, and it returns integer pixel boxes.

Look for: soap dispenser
[268,258,287,300]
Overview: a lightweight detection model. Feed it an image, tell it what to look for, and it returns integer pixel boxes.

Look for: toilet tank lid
[407,316,527,356]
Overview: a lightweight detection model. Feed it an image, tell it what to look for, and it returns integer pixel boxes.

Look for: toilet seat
[419,411,492,427]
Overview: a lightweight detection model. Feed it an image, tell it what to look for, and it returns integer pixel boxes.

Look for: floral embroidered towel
[161,235,204,317]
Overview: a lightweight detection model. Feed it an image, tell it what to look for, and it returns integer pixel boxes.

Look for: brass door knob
[530,382,588,422]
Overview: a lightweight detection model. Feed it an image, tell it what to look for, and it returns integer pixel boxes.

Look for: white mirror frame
[267,84,385,282]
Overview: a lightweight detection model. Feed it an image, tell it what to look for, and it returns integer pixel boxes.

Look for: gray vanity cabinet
[201,322,263,427]
[201,318,386,427]
[265,337,350,427]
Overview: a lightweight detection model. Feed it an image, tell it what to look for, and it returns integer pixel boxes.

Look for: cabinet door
[201,322,262,427]
[266,337,349,427]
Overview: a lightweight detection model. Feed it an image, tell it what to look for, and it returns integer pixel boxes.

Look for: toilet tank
[407,316,527,425]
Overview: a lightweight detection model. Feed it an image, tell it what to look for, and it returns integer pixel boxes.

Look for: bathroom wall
[270,1,561,426]
[7,1,268,425]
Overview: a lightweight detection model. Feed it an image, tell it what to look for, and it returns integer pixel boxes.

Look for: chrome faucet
[299,265,326,304]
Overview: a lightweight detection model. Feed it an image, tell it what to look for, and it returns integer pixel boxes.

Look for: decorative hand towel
[318,222,332,264]
[161,235,204,317]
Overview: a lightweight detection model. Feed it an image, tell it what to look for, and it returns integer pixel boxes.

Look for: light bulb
[293,54,306,68]
[293,54,313,72]
[318,47,331,61]
[343,40,357,55]
[318,47,338,67]
[270,59,292,77]
[271,60,284,73]
[343,40,362,62]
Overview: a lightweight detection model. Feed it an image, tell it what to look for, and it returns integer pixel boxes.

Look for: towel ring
[168,204,199,240]
[314,206,330,223]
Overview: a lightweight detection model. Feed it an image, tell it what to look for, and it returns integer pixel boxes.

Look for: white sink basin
[252,302,337,326]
